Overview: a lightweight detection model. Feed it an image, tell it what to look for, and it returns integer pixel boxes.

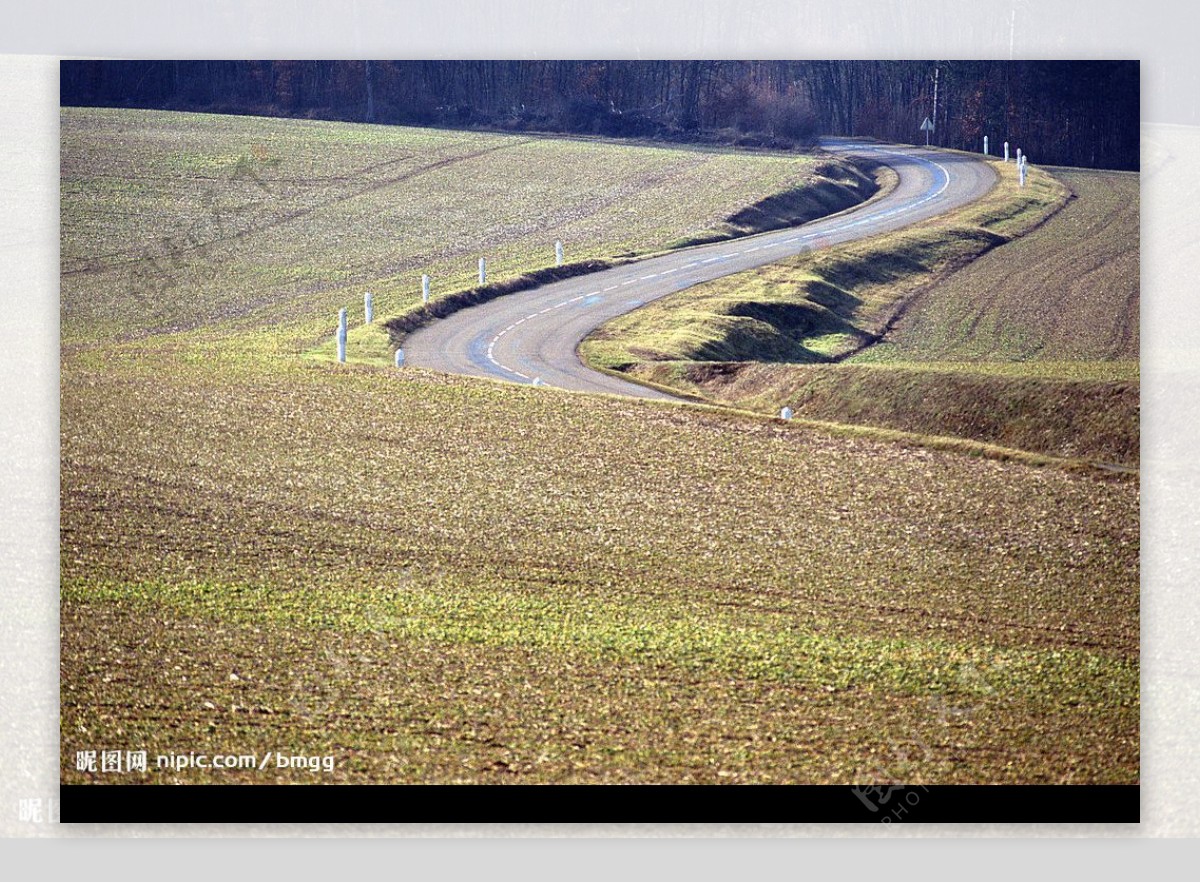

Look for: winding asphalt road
[404,139,998,399]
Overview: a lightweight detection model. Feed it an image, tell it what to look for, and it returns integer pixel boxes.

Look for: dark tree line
[61,60,1139,170]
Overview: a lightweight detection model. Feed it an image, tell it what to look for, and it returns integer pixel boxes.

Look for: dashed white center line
[485,286,628,381]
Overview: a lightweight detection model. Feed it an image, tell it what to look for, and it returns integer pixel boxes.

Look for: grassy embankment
[61,109,1137,784]
[584,160,1139,466]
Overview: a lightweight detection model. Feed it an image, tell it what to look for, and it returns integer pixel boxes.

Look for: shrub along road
[403,139,997,396]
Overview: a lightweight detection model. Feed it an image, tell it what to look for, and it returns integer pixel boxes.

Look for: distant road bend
[404,139,997,400]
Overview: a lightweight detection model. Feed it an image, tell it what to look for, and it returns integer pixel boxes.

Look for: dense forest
[61,60,1139,170]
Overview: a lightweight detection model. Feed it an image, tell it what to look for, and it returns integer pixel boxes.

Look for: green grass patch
[60,597,1138,784]
[302,320,396,367]
[65,575,1137,712]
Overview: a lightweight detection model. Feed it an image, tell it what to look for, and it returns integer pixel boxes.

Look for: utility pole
[1010,3,1017,59]
[932,65,940,147]
[365,60,375,123]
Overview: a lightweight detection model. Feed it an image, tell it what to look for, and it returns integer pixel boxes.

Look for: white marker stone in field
[364,291,374,324]
[479,257,487,285]
[1004,141,1010,162]
[555,240,564,266]
[780,406,793,420]
[1016,148,1022,165]
[394,348,405,367]
[1019,162,1027,187]
[532,377,544,387]
[983,135,989,155]
[337,308,347,363]
[421,274,430,304]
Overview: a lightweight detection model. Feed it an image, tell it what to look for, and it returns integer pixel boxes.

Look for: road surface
[404,140,997,399]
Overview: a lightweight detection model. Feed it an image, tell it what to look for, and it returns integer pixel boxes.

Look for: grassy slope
[852,168,1139,365]
[61,107,867,354]
[61,111,1138,784]
[591,161,1139,465]
[652,362,1138,466]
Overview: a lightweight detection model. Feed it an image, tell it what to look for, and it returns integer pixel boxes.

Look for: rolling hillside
[60,110,1138,785]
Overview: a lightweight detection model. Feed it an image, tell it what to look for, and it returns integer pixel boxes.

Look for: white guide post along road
[403,139,998,400]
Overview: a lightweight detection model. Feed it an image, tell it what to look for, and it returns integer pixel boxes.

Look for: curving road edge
[404,140,998,400]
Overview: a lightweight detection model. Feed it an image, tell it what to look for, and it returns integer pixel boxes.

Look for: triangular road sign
[920,116,935,132]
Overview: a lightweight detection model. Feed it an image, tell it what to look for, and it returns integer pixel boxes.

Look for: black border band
[60,784,1139,824]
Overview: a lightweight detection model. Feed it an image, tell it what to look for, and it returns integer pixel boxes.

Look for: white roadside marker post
[394,348,404,368]
[364,291,374,324]
[478,257,487,285]
[1016,147,1022,166]
[983,135,989,155]
[555,240,564,266]
[1019,160,1027,187]
[780,406,794,420]
[337,308,347,363]
[421,274,430,304]
[1004,141,1010,162]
